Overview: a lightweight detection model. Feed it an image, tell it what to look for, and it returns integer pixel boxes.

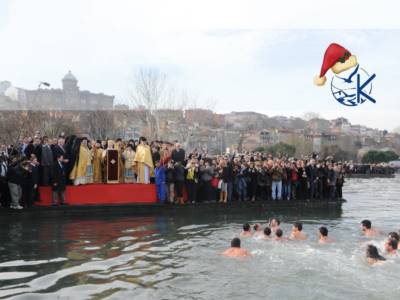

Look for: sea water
[0,175,399,299]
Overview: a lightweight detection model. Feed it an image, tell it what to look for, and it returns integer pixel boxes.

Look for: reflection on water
[0,176,399,299]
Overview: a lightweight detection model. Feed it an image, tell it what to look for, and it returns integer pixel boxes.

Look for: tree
[272,142,296,157]
[362,150,399,164]
[320,145,350,162]
[302,111,322,122]
[124,67,185,142]
[393,126,400,134]
[253,146,265,152]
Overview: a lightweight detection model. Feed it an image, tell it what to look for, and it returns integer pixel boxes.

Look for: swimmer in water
[270,218,280,232]
[239,222,253,237]
[389,232,399,242]
[222,238,253,258]
[261,227,272,240]
[385,239,398,256]
[291,222,306,240]
[273,229,290,242]
[253,223,263,237]
[360,220,385,237]
[318,227,336,243]
[366,245,386,265]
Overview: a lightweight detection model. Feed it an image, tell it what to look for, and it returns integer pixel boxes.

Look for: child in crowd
[154,160,166,203]
[211,171,219,203]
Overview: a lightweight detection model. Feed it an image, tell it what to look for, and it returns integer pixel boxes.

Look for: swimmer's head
[264,227,271,236]
[272,218,280,226]
[319,227,328,237]
[243,222,251,232]
[253,223,262,231]
[231,238,241,248]
[275,229,283,237]
[293,222,303,232]
[388,232,399,241]
[361,220,371,230]
[385,239,398,252]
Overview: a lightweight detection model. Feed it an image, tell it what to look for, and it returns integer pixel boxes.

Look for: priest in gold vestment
[132,137,154,184]
[69,137,93,186]
[91,140,104,184]
[114,138,126,183]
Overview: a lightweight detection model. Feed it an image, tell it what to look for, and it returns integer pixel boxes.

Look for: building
[312,119,330,134]
[0,81,11,97]
[185,108,212,124]
[222,111,268,128]
[22,71,114,111]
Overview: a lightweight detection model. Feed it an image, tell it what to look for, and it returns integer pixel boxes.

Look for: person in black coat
[171,143,185,164]
[307,159,319,200]
[27,157,40,207]
[52,154,68,206]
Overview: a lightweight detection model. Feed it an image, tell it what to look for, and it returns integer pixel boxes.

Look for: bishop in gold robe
[132,137,154,184]
[69,137,93,186]
[91,140,104,184]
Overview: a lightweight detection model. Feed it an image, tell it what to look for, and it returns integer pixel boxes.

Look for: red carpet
[37,184,187,205]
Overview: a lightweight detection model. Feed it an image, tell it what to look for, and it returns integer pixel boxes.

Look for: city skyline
[1,1,399,131]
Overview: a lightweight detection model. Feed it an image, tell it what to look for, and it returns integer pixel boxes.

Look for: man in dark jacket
[224,156,234,201]
[171,143,185,164]
[200,160,214,202]
[41,139,53,186]
[8,160,29,209]
[307,159,319,200]
[316,160,326,199]
[25,137,42,161]
[28,157,40,207]
[52,154,68,206]
[269,163,283,200]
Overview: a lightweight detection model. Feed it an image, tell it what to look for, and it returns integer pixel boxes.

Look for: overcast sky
[1,0,399,131]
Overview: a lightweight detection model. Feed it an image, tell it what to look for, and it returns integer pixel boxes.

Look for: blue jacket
[155,166,166,185]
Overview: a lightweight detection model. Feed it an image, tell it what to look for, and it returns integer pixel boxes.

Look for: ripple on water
[0,176,399,299]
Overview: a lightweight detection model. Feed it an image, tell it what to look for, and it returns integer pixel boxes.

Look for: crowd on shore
[0,132,398,209]
[224,219,399,265]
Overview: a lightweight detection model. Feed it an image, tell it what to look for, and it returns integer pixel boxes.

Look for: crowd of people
[224,219,398,265]
[342,163,397,175]
[0,132,397,209]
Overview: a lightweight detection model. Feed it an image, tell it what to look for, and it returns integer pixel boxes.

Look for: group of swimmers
[223,219,399,265]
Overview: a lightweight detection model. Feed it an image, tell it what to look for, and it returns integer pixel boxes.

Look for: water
[0,176,399,299]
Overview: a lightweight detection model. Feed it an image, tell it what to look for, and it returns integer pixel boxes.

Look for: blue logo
[330,64,376,106]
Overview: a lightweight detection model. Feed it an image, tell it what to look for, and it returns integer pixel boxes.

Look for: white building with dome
[22,71,114,111]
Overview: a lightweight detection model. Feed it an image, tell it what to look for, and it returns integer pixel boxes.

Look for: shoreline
[0,199,346,220]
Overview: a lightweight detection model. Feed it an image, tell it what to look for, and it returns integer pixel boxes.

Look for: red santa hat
[314,43,358,86]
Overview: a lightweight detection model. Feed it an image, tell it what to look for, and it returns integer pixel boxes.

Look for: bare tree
[174,91,216,150]
[80,110,119,140]
[302,111,322,122]
[393,126,400,134]
[124,67,185,142]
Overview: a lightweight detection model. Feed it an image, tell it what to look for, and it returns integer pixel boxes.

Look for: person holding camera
[218,160,229,202]
[258,161,269,200]
[269,162,283,201]
[8,158,30,209]
[164,160,175,203]
[185,159,199,203]
[282,161,293,201]
[200,160,214,203]
[247,162,259,201]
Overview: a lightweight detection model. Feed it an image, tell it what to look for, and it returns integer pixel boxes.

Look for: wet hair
[275,229,283,237]
[231,238,241,248]
[388,239,398,250]
[253,223,260,231]
[361,220,371,229]
[388,232,399,241]
[319,227,328,237]
[293,222,303,231]
[366,245,386,261]
[243,222,250,232]
[272,218,280,225]
[264,227,271,236]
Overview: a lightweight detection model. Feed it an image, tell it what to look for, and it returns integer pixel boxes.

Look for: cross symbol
[111,159,116,164]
